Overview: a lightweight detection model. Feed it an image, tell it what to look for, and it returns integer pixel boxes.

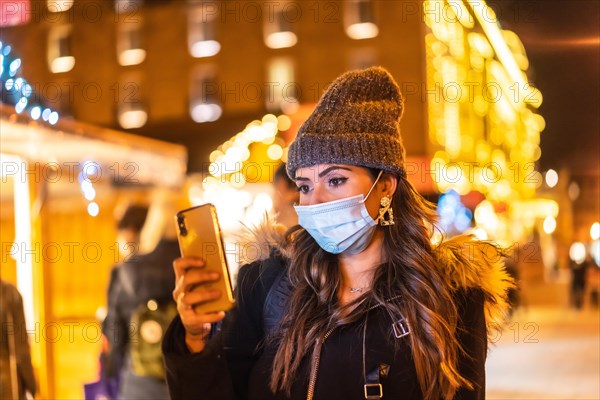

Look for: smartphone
[175,203,235,313]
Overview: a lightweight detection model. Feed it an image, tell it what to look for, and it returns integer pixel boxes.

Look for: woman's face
[294,164,395,219]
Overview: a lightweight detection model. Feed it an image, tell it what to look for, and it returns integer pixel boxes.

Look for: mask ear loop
[363,170,384,203]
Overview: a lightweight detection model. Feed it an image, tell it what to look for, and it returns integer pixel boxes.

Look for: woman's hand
[172,257,227,352]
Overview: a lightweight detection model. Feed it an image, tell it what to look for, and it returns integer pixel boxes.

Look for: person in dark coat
[0,280,36,400]
[272,163,300,228]
[570,254,591,309]
[103,198,180,400]
[163,67,514,400]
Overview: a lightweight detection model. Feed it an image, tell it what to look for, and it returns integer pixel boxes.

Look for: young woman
[163,67,513,400]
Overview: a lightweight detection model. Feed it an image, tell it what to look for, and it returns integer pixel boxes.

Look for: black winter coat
[162,256,488,400]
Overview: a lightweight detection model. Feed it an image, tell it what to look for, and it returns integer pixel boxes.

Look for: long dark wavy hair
[269,169,472,399]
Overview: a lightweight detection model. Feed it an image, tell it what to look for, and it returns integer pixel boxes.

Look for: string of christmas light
[0,41,60,125]
[0,41,103,214]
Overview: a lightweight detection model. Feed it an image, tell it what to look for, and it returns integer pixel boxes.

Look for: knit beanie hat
[286,66,405,179]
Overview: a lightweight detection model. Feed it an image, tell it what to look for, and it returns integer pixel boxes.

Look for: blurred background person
[1,279,36,400]
[115,205,149,262]
[102,191,180,400]
[570,252,591,310]
[586,258,599,309]
[271,163,299,229]
[503,247,521,316]
[98,204,149,399]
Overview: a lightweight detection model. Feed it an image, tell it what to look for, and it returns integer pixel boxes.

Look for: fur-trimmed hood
[236,220,514,339]
[432,234,515,340]
[235,218,291,265]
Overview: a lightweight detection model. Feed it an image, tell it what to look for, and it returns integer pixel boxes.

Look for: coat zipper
[304,296,402,400]
[306,327,335,400]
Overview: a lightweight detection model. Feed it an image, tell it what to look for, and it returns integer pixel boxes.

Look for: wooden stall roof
[0,103,188,188]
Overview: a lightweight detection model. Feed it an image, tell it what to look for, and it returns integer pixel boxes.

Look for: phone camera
[177,215,188,237]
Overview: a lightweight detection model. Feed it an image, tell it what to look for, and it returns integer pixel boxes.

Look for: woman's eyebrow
[318,166,352,178]
[295,166,352,182]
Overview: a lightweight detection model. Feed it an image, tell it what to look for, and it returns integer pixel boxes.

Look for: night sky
[496,0,599,173]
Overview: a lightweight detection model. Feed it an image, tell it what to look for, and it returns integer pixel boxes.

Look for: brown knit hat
[286,66,405,179]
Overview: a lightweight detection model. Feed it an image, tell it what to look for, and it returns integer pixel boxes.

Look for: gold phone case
[175,204,235,313]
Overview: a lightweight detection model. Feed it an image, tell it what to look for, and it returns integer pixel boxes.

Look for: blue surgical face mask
[294,171,383,255]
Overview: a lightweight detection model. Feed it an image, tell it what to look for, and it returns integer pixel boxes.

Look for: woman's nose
[307,184,326,205]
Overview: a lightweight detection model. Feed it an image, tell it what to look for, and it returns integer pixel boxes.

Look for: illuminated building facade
[422,0,548,244]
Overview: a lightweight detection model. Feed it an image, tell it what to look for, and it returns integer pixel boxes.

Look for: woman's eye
[328,177,347,187]
[296,185,310,194]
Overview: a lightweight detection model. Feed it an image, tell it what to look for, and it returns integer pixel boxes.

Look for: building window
[188,1,221,58]
[116,0,145,66]
[47,24,75,73]
[47,1,74,12]
[267,57,298,114]
[189,64,221,123]
[116,72,147,129]
[117,23,146,66]
[115,0,142,14]
[263,3,297,49]
[344,0,379,40]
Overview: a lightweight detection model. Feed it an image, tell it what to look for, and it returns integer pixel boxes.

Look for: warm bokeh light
[50,56,75,73]
[277,115,292,131]
[545,169,558,188]
[474,200,498,235]
[265,32,297,49]
[568,181,580,200]
[591,241,600,266]
[191,103,222,123]
[591,222,600,241]
[118,109,148,129]
[190,40,221,58]
[267,144,283,160]
[543,215,557,234]
[346,22,379,40]
[118,49,146,66]
[47,0,74,12]
[569,242,586,264]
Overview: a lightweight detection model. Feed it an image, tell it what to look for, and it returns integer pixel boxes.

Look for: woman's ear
[379,173,398,197]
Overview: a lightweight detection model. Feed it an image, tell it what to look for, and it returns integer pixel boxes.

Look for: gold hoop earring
[377,195,394,226]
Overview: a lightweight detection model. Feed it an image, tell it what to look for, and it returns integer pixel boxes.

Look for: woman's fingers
[172,256,227,337]
[172,257,205,281]
[176,286,225,332]
[181,288,222,307]
[177,289,226,336]
[177,288,222,312]
[182,269,220,289]
[172,256,218,302]
[173,270,219,300]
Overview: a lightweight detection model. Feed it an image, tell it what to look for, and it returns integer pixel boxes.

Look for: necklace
[349,287,365,293]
